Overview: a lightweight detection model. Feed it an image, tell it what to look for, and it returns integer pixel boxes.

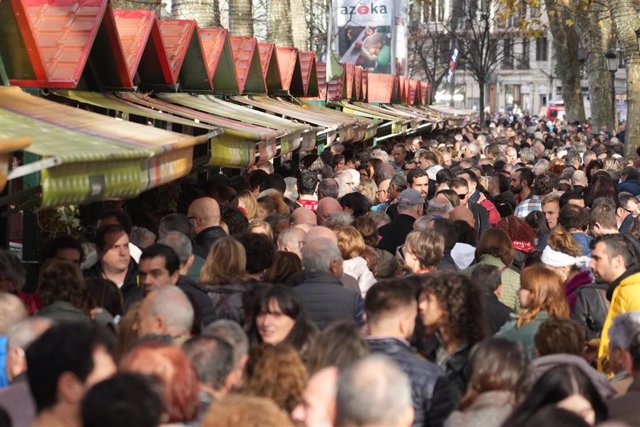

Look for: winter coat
[497,311,549,360]
[445,391,515,427]
[598,269,640,371]
[572,282,609,341]
[564,270,594,310]
[292,271,364,329]
[368,337,455,427]
[531,353,615,400]
[202,282,249,326]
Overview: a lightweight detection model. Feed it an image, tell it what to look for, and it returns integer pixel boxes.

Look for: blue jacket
[619,179,640,196]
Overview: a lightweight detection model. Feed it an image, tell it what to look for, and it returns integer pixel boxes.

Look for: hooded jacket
[598,265,640,372]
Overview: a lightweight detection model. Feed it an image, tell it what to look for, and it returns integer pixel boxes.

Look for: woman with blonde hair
[238,190,259,221]
[497,265,570,359]
[200,236,249,325]
[335,225,376,296]
[358,177,378,203]
[247,219,274,240]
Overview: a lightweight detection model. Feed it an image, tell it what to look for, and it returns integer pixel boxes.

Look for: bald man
[316,198,342,226]
[291,208,317,227]
[188,197,226,258]
[278,227,306,259]
[304,226,338,245]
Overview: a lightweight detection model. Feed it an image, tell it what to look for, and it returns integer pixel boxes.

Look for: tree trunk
[111,0,162,15]
[573,4,614,131]
[479,78,486,124]
[230,0,253,37]
[544,0,585,122]
[172,0,216,27]
[608,0,640,156]
[291,0,309,51]
[267,0,293,47]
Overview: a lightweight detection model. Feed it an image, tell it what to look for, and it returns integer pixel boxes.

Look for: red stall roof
[114,10,172,88]
[344,64,356,100]
[297,50,318,97]
[361,69,368,101]
[0,0,130,88]
[316,62,327,100]
[367,73,394,103]
[420,81,430,105]
[229,36,266,94]
[157,19,210,91]
[409,79,420,105]
[199,27,238,94]
[257,43,283,94]
[275,47,304,95]
[327,75,344,101]
[355,66,363,101]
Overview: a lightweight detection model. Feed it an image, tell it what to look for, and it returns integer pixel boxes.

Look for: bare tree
[230,0,253,36]
[544,0,586,122]
[608,0,640,155]
[111,0,162,14]
[267,0,293,46]
[446,0,525,122]
[172,0,218,27]
[572,0,614,131]
[291,0,310,50]
[407,3,453,103]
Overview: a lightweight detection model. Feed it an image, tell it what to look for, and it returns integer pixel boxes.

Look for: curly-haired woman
[415,272,487,405]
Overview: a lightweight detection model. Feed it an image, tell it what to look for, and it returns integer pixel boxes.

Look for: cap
[397,189,424,209]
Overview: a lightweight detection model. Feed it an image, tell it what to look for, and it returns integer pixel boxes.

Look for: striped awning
[0,87,209,207]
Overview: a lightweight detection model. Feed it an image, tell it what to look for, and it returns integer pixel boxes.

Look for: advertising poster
[332,0,395,73]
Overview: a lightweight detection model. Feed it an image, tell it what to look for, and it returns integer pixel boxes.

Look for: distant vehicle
[547,99,565,121]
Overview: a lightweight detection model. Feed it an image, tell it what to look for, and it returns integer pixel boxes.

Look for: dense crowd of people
[1,115,640,426]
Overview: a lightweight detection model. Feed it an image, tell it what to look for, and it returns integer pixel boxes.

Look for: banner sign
[332,0,403,75]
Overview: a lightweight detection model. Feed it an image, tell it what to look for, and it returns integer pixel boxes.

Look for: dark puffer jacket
[292,271,364,329]
[367,337,454,427]
[202,282,248,326]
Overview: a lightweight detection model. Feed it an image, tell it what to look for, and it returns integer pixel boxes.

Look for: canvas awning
[231,95,366,145]
[156,93,316,154]
[117,92,289,168]
[330,100,406,135]
[0,87,209,207]
[52,90,220,132]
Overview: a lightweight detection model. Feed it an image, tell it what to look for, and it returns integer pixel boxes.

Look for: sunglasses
[457,193,468,200]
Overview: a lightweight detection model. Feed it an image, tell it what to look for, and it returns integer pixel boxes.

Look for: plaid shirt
[514,195,542,218]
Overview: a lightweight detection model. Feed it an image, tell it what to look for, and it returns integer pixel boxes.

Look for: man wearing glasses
[451,177,490,236]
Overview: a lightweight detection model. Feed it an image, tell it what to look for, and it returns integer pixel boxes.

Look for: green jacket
[465,254,521,311]
[496,311,549,360]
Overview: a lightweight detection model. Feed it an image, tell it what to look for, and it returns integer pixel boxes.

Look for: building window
[503,39,514,69]
[428,0,446,22]
[518,39,530,69]
[536,37,548,61]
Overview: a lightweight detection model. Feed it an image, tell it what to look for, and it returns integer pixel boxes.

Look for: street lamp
[605,50,618,132]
